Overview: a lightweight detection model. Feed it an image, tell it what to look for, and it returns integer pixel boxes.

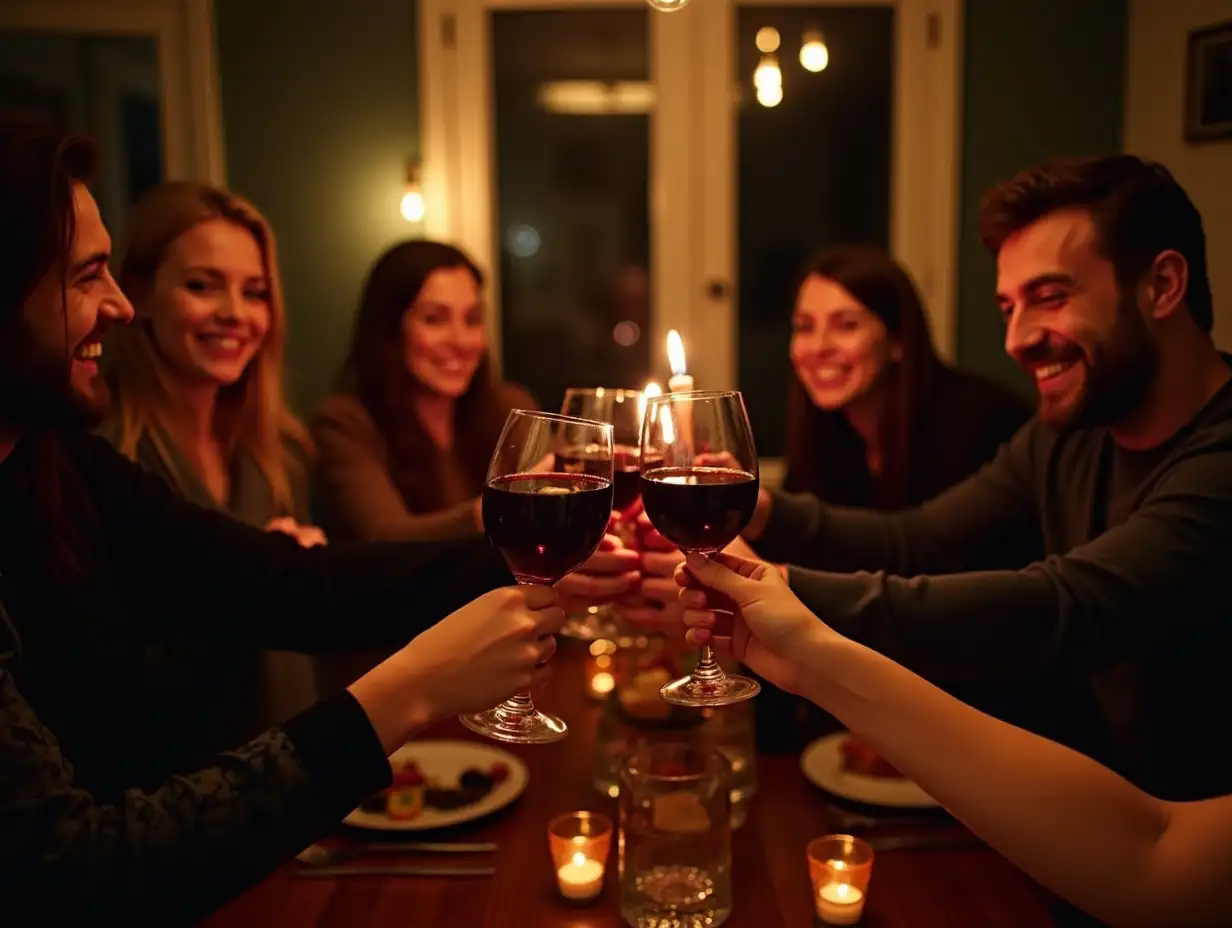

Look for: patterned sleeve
[0,643,391,923]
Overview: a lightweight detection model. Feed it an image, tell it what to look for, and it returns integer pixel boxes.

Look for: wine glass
[460,409,614,744]
[639,390,761,706]
[558,387,648,641]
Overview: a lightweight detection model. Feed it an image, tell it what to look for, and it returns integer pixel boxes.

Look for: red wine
[483,472,613,584]
[640,466,759,553]
[558,444,661,514]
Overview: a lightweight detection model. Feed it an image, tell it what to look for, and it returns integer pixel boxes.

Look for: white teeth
[201,336,241,351]
[1034,362,1072,381]
[76,343,102,360]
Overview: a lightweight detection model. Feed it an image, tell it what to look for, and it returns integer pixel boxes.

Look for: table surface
[204,641,1057,927]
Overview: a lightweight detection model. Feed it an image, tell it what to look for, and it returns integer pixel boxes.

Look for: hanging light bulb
[800,29,829,72]
[753,53,782,92]
[756,83,783,108]
[646,0,689,11]
[755,27,780,53]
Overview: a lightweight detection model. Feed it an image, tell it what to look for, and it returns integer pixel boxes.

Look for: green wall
[214,0,422,414]
[215,0,1128,414]
[955,0,1127,391]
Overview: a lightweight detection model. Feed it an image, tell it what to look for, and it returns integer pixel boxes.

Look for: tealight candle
[817,879,864,924]
[557,850,604,900]
[548,811,612,904]
[807,835,874,926]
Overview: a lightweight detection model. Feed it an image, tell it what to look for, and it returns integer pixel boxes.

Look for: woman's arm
[311,394,480,543]
[682,555,1232,928]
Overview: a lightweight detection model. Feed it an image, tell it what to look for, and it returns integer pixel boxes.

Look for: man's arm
[748,424,1043,575]
[787,451,1232,680]
[74,434,512,651]
[0,658,390,924]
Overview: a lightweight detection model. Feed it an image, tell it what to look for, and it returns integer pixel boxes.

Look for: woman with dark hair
[785,245,1029,507]
[312,240,535,542]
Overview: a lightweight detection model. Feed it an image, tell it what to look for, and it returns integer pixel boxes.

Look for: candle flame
[832,860,847,871]
[666,330,687,376]
[638,381,662,427]
[571,851,587,866]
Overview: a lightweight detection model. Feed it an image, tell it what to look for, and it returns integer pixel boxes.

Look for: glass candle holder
[807,834,874,925]
[549,811,613,903]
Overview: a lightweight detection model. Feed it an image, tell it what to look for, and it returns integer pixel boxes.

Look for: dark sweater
[756,364,1232,801]
[0,430,510,924]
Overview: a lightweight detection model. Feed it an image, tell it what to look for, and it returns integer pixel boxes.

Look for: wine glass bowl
[560,387,656,517]
[461,409,614,744]
[639,390,761,707]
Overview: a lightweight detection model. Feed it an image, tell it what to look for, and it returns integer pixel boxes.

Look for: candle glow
[667,330,687,377]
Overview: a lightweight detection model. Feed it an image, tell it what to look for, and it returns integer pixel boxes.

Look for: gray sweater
[757,368,1232,801]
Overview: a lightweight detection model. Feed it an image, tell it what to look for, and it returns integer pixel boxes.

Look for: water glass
[618,742,733,927]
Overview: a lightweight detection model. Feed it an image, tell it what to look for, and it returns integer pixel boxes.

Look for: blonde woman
[101,182,320,759]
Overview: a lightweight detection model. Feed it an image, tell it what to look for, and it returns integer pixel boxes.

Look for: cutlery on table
[294,864,496,878]
[297,841,497,867]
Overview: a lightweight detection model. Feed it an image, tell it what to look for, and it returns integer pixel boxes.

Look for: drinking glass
[618,741,733,927]
[558,387,647,639]
[460,409,614,744]
[639,390,761,706]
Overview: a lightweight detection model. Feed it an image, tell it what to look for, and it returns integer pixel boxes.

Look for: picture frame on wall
[1185,20,1232,142]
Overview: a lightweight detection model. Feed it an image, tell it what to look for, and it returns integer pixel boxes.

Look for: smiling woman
[97,181,322,764]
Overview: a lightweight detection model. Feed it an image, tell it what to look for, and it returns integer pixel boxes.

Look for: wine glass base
[659,672,760,707]
[460,707,568,744]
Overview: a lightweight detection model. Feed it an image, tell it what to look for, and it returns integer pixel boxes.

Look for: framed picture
[1185,20,1232,142]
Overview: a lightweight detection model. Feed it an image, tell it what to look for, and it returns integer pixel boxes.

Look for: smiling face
[143,218,271,388]
[402,266,486,399]
[17,183,134,426]
[997,208,1158,429]
[789,274,898,411]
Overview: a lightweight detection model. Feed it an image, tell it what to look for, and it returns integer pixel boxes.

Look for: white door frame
[419,0,962,384]
[1,0,226,186]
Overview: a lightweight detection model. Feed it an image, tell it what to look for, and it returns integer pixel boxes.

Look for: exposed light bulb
[646,0,689,11]
[800,30,829,72]
[756,83,783,108]
[755,26,780,53]
[753,54,782,91]
[399,189,425,223]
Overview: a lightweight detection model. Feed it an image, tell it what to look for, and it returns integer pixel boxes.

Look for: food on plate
[840,733,904,779]
[358,759,507,820]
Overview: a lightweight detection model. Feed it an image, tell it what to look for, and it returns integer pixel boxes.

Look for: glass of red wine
[639,390,761,706]
[460,409,614,744]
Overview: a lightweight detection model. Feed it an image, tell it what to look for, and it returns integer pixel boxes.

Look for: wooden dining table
[204,639,1058,927]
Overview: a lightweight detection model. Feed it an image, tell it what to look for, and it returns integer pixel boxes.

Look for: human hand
[352,585,567,750]
[620,513,686,633]
[675,552,823,695]
[555,528,640,611]
[264,517,328,548]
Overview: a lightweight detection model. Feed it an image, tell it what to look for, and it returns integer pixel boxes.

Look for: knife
[294,864,497,878]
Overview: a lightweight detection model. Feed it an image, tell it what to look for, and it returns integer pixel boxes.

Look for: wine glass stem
[494,577,544,716]
[692,643,728,685]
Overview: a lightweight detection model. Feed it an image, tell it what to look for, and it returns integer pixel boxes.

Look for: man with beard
[731,155,1232,803]
[0,117,598,923]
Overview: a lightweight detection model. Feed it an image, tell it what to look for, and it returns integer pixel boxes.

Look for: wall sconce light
[400,163,425,223]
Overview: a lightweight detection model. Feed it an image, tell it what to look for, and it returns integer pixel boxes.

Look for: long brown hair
[785,246,941,509]
[339,240,510,512]
[0,113,98,583]
[106,182,310,513]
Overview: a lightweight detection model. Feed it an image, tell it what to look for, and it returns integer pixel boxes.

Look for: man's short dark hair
[978,155,1213,333]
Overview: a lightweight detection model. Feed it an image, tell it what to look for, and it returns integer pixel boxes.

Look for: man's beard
[1039,288,1159,431]
[0,324,109,432]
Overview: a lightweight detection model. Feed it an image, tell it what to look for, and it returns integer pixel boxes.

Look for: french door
[420,0,960,459]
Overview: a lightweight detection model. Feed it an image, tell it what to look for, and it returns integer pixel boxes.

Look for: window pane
[492,10,652,412]
[736,6,893,456]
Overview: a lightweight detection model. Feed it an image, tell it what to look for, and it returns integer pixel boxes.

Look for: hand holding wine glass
[638,390,762,706]
[460,409,614,743]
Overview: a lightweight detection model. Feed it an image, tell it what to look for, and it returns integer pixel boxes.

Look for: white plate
[800,733,939,809]
[344,740,529,831]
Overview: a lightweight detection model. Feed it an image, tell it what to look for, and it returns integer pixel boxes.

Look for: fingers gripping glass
[639,391,761,706]
[461,410,615,744]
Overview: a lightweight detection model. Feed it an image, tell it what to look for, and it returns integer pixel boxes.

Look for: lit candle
[666,330,693,393]
[557,849,604,900]
[637,381,662,430]
[817,879,865,925]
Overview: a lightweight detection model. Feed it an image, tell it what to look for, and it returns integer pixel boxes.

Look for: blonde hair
[107,181,311,514]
